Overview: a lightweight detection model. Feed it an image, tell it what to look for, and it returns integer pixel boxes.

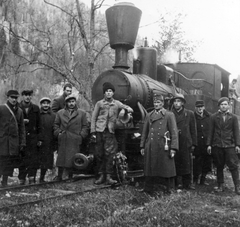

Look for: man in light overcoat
[54,94,88,181]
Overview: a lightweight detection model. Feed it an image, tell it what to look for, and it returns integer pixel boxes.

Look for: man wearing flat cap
[193,100,212,186]
[52,83,72,113]
[140,94,178,194]
[207,97,240,194]
[18,90,43,185]
[0,90,26,187]
[171,93,197,190]
[91,82,133,185]
[39,97,56,182]
[54,94,88,181]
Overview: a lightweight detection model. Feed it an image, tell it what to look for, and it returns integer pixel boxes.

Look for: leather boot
[94,173,105,185]
[19,179,25,185]
[214,183,223,192]
[29,177,35,185]
[1,175,8,187]
[40,169,47,183]
[105,174,117,185]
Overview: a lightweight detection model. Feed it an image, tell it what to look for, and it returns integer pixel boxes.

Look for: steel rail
[0,183,120,212]
[0,174,95,193]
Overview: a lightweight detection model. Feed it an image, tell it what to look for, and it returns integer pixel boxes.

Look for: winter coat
[54,107,88,168]
[52,94,66,113]
[91,98,133,134]
[39,108,56,169]
[207,111,240,148]
[19,101,42,167]
[194,110,211,156]
[172,107,197,176]
[0,103,26,156]
[140,109,179,177]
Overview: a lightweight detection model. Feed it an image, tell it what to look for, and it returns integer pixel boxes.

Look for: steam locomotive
[76,2,240,176]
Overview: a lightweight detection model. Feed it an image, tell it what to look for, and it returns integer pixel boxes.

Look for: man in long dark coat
[0,90,26,187]
[18,90,43,185]
[193,100,212,186]
[171,94,197,190]
[52,83,72,113]
[39,97,56,183]
[54,94,88,181]
[207,97,240,194]
[140,94,178,194]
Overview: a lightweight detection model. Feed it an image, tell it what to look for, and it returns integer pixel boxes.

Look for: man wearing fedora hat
[18,90,43,185]
[39,97,56,183]
[171,94,197,190]
[54,94,88,181]
[140,94,178,194]
[207,97,240,194]
[193,100,212,186]
[0,90,26,187]
[91,82,133,185]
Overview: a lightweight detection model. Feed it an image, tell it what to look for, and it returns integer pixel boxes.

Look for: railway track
[0,174,121,212]
[0,174,94,193]
[0,183,119,212]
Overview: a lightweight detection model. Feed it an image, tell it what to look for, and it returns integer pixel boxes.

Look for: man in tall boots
[171,94,197,190]
[18,90,42,185]
[0,90,26,187]
[207,97,240,194]
[39,97,56,183]
[91,82,133,185]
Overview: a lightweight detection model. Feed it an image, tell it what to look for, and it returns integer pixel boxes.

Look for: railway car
[76,2,239,177]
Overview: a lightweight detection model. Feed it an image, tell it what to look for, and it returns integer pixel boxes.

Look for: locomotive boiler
[90,2,238,173]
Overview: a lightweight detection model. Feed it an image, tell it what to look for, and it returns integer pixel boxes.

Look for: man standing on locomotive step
[0,90,26,187]
[90,82,133,185]
[18,90,43,185]
[193,100,212,186]
[52,83,72,113]
[140,94,178,194]
[207,97,240,194]
[39,97,56,183]
[54,94,88,181]
[171,94,197,190]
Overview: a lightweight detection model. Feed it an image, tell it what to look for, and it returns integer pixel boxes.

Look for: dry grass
[1,171,240,226]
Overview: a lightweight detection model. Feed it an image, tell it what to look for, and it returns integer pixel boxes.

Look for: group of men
[1,81,239,196]
[140,94,240,195]
[0,82,133,187]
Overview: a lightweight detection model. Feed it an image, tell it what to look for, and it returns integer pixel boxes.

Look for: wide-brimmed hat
[22,90,33,96]
[65,94,77,102]
[195,100,205,107]
[170,93,186,104]
[7,90,19,97]
[40,97,51,104]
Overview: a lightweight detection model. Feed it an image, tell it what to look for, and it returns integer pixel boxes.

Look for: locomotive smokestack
[105,2,142,70]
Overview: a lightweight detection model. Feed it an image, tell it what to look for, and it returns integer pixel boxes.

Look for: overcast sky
[87,0,240,78]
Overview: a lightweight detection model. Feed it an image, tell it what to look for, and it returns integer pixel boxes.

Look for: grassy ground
[1,171,240,227]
